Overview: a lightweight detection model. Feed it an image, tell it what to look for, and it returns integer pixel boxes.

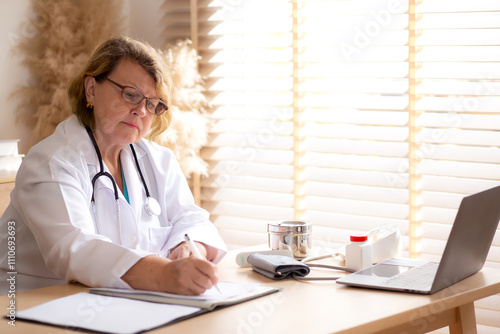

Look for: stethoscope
[85,126,161,244]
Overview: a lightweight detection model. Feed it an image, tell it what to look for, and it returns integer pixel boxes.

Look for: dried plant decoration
[14,1,209,178]
[156,40,210,178]
[14,0,124,146]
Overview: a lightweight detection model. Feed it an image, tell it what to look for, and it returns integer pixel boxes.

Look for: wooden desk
[2,252,500,334]
[0,178,14,215]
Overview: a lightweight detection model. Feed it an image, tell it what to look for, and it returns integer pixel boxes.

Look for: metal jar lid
[267,220,311,234]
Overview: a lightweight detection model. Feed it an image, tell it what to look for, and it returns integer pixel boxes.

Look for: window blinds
[164,1,500,330]
[412,2,500,331]
[195,0,296,249]
[187,0,500,256]
[413,1,500,267]
[296,0,411,252]
[195,0,414,251]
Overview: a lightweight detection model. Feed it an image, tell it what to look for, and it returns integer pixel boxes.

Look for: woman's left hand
[169,241,208,260]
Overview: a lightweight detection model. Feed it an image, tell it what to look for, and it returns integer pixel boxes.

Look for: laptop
[336,185,500,294]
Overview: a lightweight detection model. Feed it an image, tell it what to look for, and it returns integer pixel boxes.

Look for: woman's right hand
[121,255,219,295]
[159,256,219,295]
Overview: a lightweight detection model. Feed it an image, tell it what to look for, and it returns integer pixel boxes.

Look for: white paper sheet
[16,292,201,334]
[93,281,259,302]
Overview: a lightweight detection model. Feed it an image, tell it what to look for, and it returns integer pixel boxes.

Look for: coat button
[129,235,137,243]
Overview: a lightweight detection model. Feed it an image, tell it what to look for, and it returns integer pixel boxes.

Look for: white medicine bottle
[345,235,373,272]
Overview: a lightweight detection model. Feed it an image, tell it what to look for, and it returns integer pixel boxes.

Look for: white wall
[0,0,166,154]
[0,0,33,154]
[126,0,166,49]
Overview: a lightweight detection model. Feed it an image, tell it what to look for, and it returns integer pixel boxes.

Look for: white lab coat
[0,116,226,289]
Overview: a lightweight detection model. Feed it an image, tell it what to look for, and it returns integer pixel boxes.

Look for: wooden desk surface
[2,252,500,334]
[0,180,14,215]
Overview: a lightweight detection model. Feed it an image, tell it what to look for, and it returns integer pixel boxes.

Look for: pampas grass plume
[15,2,209,178]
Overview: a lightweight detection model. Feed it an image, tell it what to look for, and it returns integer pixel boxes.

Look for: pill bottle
[345,235,373,272]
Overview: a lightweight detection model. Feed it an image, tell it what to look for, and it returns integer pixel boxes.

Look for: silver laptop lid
[430,185,500,293]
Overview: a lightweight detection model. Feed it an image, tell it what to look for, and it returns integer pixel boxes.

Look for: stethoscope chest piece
[145,196,161,216]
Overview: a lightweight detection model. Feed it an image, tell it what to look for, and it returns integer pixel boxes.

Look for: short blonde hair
[68,36,172,141]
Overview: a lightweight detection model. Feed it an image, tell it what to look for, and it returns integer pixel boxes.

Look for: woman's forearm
[121,255,169,291]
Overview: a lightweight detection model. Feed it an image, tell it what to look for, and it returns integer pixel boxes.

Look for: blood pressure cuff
[247,253,310,280]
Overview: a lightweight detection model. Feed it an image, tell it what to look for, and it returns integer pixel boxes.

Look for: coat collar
[63,116,148,169]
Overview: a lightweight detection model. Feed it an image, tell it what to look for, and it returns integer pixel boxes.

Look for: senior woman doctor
[0,36,226,295]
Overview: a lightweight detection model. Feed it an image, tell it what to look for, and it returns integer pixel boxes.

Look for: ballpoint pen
[184,233,222,294]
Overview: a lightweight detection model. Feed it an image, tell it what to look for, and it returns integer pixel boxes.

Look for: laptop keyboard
[381,262,439,291]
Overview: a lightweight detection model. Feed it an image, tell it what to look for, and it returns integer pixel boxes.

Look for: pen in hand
[184,233,222,294]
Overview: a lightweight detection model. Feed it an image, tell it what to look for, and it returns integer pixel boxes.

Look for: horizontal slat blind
[195,0,414,251]
[414,2,500,331]
[296,0,411,250]
[194,0,500,252]
[414,0,500,266]
[167,1,500,330]
[196,0,295,249]
[162,0,191,45]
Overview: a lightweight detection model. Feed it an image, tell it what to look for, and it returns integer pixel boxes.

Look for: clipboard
[14,282,281,334]
[90,281,281,310]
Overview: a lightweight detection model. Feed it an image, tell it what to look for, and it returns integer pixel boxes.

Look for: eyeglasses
[104,77,168,115]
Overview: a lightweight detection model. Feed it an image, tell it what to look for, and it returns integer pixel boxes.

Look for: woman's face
[85,58,157,148]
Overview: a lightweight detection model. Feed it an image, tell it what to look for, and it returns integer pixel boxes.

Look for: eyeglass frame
[103,77,169,115]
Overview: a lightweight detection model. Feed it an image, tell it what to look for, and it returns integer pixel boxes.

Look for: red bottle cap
[350,235,368,242]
